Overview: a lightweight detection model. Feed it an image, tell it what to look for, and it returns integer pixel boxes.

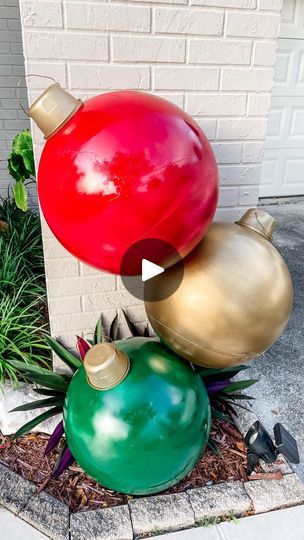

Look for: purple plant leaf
[77,336,91,360]
[205,379,231,395]
[53,444,75,478]
[45,420,64,455]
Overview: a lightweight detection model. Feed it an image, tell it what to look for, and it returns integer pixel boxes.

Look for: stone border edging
[1,463,304,540]
[1,403,304,539]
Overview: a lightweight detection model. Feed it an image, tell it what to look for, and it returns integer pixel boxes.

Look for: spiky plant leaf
[109,313,119,341]
[32,388,65,397]
[211,407,231,423]
[205,379,231,394]
[223,379,259,394]
[7,358,58,377]
[10,396,64,413]
[223,401,238,418]
[199,365,249,379]
[143,325,151,337]
[53,443,74,477]
[220,393,255,401]
[46,336,81,370]
[122,309,142,336]
[208,436,222,457]
[13,406,62,439]
[94,315,104,344]
[220,400,252,412]
[45,420,64,455]
[76,336,90,360]
[21,372,70,392]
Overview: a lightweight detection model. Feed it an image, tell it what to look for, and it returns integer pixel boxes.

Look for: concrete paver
[188,481,250,524]
[18,489,69,540]
[129,492,195,537]
[244,474,304,514]
[219,504,304,539]
[70,504,133,540]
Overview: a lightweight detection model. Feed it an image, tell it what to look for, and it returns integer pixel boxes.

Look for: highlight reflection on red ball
[38,91,218,275]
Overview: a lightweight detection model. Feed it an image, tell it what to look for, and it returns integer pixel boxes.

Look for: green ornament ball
[64,337,211,495]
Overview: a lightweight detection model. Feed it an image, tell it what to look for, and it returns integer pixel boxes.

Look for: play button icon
[120,238,184,302]
[142,259,164,282]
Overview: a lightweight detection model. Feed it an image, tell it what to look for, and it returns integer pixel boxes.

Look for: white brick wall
[17,0,283,350]
[0,0,30,199]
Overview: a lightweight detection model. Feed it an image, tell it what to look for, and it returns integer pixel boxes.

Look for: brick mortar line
[73,1,279,14]
[23,33,279,43]
[23,33,278,43]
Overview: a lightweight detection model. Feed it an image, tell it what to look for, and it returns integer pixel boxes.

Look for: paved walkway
[152,504,304,539]
[2,503,304,539]
[243,201,304,481]
[0,506,48,539]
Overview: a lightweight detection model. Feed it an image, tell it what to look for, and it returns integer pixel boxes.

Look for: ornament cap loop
[28,84,82,139]
[236,208,276,241]
[84,343,130,390]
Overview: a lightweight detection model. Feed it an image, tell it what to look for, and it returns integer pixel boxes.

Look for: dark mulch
[0,419,251,513]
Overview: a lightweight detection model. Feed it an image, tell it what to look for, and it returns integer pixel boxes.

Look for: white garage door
[260,0,304,197]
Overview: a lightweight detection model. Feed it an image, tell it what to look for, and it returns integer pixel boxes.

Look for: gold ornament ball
[145,209,293,369]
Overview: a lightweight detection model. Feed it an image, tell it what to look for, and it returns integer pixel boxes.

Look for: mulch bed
[0,419,253,513]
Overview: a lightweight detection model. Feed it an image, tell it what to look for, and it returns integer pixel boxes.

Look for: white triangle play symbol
[142,259,165,282]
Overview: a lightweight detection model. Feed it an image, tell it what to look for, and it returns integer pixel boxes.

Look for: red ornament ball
[38,91,218,275]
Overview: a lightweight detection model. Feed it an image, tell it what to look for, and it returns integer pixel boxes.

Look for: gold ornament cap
[28,84,82,139]
[84,343,130,390]
[236,208,276,241]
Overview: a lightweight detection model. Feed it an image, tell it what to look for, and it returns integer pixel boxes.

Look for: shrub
[0,197,51,384]
[0,197,44,283]
[0,283,50,384]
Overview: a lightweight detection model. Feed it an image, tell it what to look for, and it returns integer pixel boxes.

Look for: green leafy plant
[227,510,239,525]
[10,310,258,478]
[0,197,51,383]
[0,283,50,384]
[9,321,97,477]
[0,197,44,279]
[201,516,221,527]
[7,129,35,211]
[200,366,258,455]
[10,311,149,476]
[0,232,45,299]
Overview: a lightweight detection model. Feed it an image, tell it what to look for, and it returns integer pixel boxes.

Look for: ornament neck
[28,84,82,139]
[84,343,130,390]
[236,209,276,241]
